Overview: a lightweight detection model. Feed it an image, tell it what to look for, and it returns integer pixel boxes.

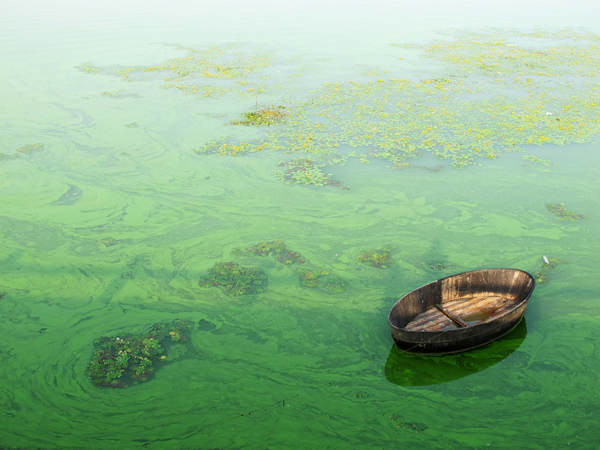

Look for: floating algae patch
[244,240,306,264]
[232,106,287,126]
[101,90,140,99]
[196,140,259,156]
[276,158,346,188]
[78,44,271,98]
[545,202,584,220]
[419,30,600,79]
[50,184,82,206]
[0,152,17,161]
[358,248,393,269]
[534,256,560,284]
[99,237,120,247]
[203,30,600,169]
[86,319,193,388]
[298,268,346,293]
[197,318,217,331]
[523,155,551,171]
[388,414,429,433]
[200,261,267,296]
[15,143,44,154]
[76,62,101,74]
[425,262,448,272]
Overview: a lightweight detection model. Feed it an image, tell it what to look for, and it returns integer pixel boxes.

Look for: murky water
[1,1,599,447]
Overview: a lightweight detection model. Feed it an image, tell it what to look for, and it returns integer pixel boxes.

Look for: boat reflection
[384,317,527,386]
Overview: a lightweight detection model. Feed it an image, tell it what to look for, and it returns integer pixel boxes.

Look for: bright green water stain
[1,6,600,449]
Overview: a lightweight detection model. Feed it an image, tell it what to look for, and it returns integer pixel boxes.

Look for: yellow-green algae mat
[196,30,600,170]
[1,29,600,449]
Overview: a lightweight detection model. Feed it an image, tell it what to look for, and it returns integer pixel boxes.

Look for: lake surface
[1,1,599,447]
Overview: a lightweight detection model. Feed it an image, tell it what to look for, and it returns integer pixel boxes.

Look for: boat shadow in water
[384,317,527,386]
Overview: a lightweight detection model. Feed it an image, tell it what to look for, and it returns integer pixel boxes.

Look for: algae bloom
[200,261,268,296]
[545,203,584,221]
[86,319,193,388]
[245,240,306,264]
[232,106,287,126]
[358,248,393,269]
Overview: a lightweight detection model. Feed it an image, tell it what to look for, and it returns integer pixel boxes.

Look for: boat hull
[388,268,535,355]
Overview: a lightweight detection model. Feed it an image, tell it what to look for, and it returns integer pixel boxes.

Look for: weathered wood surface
[405,295,516,332]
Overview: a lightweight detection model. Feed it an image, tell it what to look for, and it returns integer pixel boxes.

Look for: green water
[1,1,600,448]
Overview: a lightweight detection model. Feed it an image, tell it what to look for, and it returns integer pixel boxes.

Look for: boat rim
[388,267,536,334]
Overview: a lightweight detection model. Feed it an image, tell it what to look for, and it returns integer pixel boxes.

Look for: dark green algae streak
[1,34,600,450]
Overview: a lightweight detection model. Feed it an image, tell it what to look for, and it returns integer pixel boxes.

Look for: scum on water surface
[200,30,600,170]
[77,44,271,98]
[79,31,600,175]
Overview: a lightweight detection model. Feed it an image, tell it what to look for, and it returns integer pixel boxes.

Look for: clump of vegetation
[86,319,193,388]
[245,240,306,264]
[125,122,139,128]
[102,90,140,99]
[77,46,271,98]
[200,261,267,296]
[389,413,428,432]
[426,262,446,271]
[15,143,44,154]
[195,140,258,157]
[197,319,216,331]
[99,237,119,247]
[523,155,550,167]
[358,248,393,268]
[299,268,346,293]
[82,33,600,170]
[76,62,100,74]
[232,106,287,126]
[534,256,560,284]
[545,203,584,220]
[277,158,346,188]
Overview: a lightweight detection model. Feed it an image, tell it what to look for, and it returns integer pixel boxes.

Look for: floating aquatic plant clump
[15,143,44,154]
[545,203,584,220]
[195,140,260,156]
[389,413,429,432]
[534,257,560,284]
[86,319,193,388]
[426,262,447,272]
[77,45,271,98]
[200,261,267,296]
[523,155,551,168]
[277,158,345,188]
[420,30,600,79]
[299,268,346,293]
[358,248,393,269]
[245,240,306,264]
[206,30,600,168]
[78,31,600,169]
[232,106,287,126]
[76,62,100,74]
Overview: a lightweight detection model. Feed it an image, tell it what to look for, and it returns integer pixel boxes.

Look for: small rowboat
[388,268,535,354]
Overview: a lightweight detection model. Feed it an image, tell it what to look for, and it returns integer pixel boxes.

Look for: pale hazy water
[1,1,600,448]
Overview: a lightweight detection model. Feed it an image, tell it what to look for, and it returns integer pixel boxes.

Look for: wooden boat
[388,268,535,354]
